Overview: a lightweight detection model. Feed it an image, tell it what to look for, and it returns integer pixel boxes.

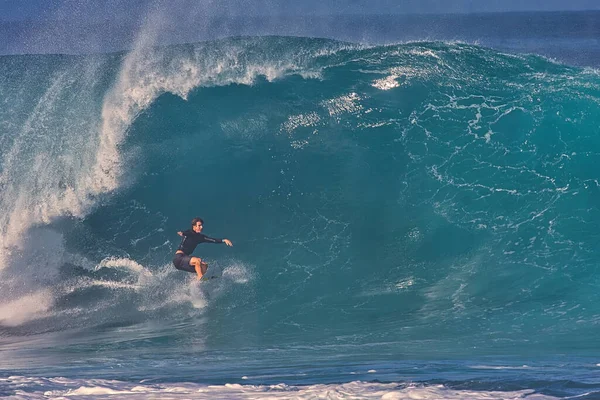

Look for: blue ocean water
[1,19,600,399]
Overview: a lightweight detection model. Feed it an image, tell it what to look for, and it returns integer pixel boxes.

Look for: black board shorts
[173,252,195,273]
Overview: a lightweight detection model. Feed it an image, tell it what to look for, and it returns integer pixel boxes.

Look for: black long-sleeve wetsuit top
[177,230,224,255]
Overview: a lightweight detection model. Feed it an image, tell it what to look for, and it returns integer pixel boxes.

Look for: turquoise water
[1,36,600,398]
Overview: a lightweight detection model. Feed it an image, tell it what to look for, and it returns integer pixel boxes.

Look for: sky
[1,0,599,56]
[1,0,600,21]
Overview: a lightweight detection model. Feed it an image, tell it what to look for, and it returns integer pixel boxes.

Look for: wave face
[1,36,600,370]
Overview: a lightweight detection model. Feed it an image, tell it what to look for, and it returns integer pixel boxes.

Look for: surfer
[173,217,233,280]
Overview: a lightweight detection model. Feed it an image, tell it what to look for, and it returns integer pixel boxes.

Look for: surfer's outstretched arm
[201,234,233,246]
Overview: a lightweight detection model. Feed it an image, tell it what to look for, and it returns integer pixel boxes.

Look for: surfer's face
[193,222,203,233]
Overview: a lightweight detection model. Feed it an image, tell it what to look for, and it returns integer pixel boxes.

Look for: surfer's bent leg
[189,256,205,280]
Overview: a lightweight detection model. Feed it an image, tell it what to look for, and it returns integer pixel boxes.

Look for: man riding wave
[173,217,233,280]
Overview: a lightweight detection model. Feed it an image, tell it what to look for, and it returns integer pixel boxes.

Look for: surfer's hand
[177,231,183,237]
[223,239,233,247]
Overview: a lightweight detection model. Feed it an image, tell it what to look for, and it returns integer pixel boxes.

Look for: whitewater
[1,29,600,399]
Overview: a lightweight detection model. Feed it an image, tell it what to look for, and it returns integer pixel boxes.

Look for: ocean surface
[1,11,600,399]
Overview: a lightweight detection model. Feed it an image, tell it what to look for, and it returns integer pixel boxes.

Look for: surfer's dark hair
[191,217,204,227]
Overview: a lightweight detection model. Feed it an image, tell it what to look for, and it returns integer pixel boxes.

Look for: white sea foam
[86,280,141,291]
[169,260,254,309]
[0,68,99,268]
[358,276,417,297]
[408,48,441,59]
[370,65,430,91]
[222,262,254,284]
[290,139,311,149]
[187,282,210,309]
[372,75,401,90]
[470,365,531,370]
[0,376,558,399]
[281,112,321,134]
[96,257,153,277]
[0,291,53,327]
[395,278,415,290]
[0,255,239,326]
[321,92,363,116]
